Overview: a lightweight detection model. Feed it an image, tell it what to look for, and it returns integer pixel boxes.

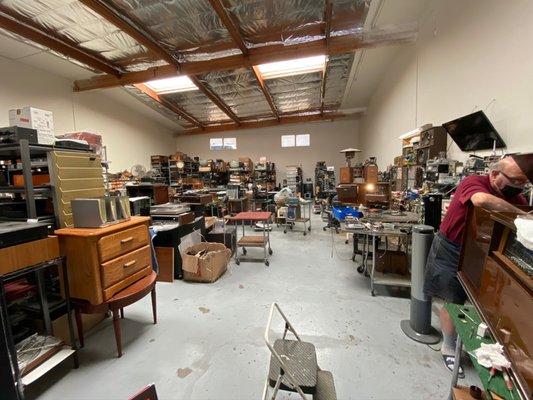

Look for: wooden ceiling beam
[74,26,417,92]
[177,112,346,136]
[251,66,279,120]
[83,1,240,124]
[209,0,248,55]
[79,0,179,69]
[189,76,240,124]
[209,0,279,120]
[320,0,333,115]
[133,84,204,129]
[0,10,121,76]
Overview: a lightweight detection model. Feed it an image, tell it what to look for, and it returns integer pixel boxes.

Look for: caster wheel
[357,266,364,273]
[308,227,311,232]
[371,290,375,297]
[352,255,356,262]
[269,249,273,255]
[345,240,349,244]
[242,248,247,255]
[235,259,240,265]
[283,230,287,234]
[323,227,326,231]
[303,232,307,236]
[290,226,293,230]
[265,261,270,266]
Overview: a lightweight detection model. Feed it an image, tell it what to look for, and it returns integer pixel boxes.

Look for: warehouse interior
[0,1,531,400]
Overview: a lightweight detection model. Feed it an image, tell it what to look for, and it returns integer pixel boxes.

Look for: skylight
[145,76,197,94]
[256,55,326,79]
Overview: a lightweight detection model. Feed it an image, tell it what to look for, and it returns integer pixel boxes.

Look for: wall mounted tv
[442,111,506,151]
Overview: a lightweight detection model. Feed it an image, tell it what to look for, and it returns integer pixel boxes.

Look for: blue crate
[332,206,362,222]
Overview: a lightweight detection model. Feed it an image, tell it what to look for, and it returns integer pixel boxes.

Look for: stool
[74,271,157,357]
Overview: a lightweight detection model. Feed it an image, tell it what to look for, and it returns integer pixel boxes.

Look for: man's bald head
[491,157,529,183]
[489,156,529,195]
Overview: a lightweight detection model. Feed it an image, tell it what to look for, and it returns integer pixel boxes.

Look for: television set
[442,111,506,151]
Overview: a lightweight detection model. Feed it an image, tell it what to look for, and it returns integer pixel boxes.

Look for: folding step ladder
[262,303,337,400]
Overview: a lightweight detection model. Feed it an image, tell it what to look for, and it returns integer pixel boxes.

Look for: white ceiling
[0,0,430,128]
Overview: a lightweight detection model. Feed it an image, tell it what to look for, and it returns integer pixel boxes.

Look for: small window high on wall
[210,137,237,150]
[281,134,310,147]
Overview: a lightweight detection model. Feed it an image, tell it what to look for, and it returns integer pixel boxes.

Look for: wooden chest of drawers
[55,217,152,305]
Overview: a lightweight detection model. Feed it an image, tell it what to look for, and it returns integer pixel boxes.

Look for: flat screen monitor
[442,111,506,151]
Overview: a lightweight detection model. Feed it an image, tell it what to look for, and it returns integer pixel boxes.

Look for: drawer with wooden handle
[100,245,151,289]
[98,224,149,263]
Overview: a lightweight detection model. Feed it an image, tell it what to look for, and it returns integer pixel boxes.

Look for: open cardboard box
[182,242,231,283]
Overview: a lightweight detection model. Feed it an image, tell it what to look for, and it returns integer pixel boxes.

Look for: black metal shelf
[0,185,51,194]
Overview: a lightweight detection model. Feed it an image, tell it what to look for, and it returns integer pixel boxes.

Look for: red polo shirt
[440,174,527,244]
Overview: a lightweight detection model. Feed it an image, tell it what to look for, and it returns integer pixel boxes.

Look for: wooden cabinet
[458,208,532,398]
[55,217,152,305]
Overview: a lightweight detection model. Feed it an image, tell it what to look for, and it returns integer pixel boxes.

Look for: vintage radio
[458,207,532,398]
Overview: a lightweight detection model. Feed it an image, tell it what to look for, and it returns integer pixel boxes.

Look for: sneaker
[442,354,465,378]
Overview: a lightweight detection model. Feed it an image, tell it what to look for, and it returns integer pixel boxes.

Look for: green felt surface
[445,303,521,400]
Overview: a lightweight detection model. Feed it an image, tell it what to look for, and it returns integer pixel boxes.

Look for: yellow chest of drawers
[55,217,152,305]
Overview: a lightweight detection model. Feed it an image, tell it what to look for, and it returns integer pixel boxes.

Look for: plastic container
[332,206,363,221]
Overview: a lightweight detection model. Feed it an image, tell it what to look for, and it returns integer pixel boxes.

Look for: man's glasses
[498,170,529,187]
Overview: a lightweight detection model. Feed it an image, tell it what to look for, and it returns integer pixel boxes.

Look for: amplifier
[0,126,38,144]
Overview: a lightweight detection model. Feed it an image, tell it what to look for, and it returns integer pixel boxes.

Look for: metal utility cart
[230,211,273,266]
[344,223,412,296]
[283,199,312,235]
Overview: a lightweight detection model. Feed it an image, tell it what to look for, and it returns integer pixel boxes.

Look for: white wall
[359,0,533,169]
[175,119,360,183]
[0,56,175,171]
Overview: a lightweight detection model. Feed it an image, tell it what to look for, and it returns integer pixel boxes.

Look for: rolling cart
[230,212,273,266]
[283,199,312,235]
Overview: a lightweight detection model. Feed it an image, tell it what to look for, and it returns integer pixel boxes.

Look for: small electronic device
[54,139,91,151]
[0,126,38,144]
[129,196,150,216]
[0,221,50,249]
[71,195,130,228]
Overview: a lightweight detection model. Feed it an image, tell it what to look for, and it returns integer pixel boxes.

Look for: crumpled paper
[474,343,511,369]
[515,216,533,251]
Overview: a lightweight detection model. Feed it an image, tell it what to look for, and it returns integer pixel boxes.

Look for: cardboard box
[182,242,231,283]
[51,312,106,345]
[9,107,55,144]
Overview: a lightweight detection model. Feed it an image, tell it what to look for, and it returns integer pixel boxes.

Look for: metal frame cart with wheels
[230,211,273,266]
[283,199,312,236]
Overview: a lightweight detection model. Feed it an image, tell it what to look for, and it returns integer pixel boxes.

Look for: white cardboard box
[9,107,55,145]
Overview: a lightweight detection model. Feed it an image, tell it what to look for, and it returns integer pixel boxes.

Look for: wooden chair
[128,383,158,400]
[74,271,157,357]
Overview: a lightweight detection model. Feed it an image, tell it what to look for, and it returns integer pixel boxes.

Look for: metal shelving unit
[0,257,79,399]
[0,140,103,223]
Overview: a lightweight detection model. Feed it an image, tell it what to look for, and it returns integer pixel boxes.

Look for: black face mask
[501,184,524,198]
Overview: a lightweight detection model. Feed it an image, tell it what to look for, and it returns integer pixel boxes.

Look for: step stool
[262,303,337,400]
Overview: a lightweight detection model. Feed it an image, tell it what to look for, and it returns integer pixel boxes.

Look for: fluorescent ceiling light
[145,76,197,94]
[256,55,326,79]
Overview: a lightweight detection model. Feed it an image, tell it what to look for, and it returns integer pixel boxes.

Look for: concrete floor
[27,215,475,400]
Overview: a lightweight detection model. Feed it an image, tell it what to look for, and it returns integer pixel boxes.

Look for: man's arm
[471,192,526,214]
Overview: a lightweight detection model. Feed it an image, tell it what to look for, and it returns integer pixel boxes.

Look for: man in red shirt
[423,154,530,376]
